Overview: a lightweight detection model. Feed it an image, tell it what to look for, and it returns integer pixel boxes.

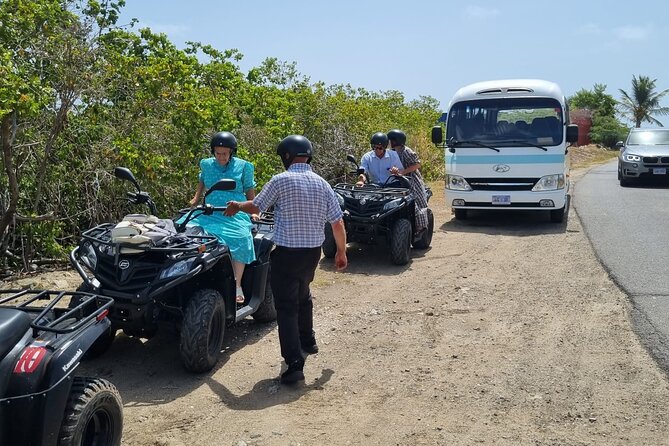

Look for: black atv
[0,289,122,446]
[322,155,434,265]
[69,167,276,373]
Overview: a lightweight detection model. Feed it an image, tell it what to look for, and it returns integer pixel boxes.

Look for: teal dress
[189,157,256,264]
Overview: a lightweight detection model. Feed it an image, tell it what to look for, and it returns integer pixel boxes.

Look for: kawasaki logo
[62,348,83,372]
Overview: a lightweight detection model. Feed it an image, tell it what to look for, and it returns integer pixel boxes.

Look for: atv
[0,289,123,446]
[322,155,434,265]
[69,167,276,373]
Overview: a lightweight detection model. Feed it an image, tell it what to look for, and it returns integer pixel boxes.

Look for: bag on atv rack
[111,214,177,253]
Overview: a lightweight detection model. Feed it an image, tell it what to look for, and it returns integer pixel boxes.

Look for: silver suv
[617,128,669,186]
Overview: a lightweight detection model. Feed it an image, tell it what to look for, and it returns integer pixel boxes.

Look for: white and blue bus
[432,79,579,222]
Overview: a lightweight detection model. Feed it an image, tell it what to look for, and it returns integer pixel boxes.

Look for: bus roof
[448,79,566,108]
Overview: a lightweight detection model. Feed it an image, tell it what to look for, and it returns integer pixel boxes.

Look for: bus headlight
[532,174,564,191]
[445,175,472,191]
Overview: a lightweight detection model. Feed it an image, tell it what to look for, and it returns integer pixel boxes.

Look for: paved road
[573,159,669,372]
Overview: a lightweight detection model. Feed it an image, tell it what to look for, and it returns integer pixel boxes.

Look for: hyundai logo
[493,164,510,173]
[118,260,130,270]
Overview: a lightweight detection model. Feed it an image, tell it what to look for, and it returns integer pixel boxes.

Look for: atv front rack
[81,222,220,254]
[0,289,113,335]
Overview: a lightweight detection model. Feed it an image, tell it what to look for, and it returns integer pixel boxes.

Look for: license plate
[652,168,667,175]
[492,195,511,205]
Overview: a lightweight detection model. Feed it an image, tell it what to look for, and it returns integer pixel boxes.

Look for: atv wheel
[389,218,412,265]
[252,266,277,323]
[180,288,225,373]
[57,377,123,446]
[412,208,434,249]
[71,284,116,358]
[321,223,337,258]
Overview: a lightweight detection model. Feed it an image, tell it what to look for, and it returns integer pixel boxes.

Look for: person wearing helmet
[387,129,430,233]
[186,131,257,304]
[225,135,347,385]
[355,132,404,187]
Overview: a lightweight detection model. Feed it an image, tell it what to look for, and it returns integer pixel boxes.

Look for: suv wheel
[322,223,337,258]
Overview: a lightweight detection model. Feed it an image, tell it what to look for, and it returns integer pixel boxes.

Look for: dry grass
[571,144,618,169]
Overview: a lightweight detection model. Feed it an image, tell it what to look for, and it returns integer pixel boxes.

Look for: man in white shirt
[356,132,404,186]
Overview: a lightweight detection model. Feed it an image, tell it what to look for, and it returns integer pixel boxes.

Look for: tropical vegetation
[0,0,441,272]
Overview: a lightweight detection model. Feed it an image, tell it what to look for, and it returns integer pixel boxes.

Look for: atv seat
[0,308,32,361]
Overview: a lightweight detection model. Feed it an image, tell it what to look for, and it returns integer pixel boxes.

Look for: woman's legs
[233,260,246,303]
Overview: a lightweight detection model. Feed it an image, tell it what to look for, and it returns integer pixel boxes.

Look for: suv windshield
[627,130,669,145]
[446,97,564,147]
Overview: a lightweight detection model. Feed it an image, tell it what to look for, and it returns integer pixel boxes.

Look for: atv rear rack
[0,290,113,336]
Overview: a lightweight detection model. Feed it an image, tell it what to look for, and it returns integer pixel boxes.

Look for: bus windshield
[446,97,564,147]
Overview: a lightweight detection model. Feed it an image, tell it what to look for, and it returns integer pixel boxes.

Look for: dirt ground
[4,148,669,446]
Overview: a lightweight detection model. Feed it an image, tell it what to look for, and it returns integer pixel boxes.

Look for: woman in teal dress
[188,131,256,303]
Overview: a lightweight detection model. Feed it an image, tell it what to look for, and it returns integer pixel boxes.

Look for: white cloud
[615,25,651,42]
[463,6,500,19]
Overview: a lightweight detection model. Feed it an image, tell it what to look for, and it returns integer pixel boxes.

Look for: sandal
[236,286,245,304]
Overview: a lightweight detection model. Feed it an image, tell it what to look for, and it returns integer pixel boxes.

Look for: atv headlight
[383,198,403,211]
[623,153,641,162]
[159,257,196,280]
[445,175,472,191]
[80,243,97,270]
[532,174,565,191]
[336,192,345,208]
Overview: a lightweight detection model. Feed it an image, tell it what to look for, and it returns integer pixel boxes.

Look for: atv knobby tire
[412,208,434,249]
[72,283,116,358]
[58,377,123,446]
[321,223,337,258]
[390,218,412,265]
[180,288,225,373]
[252,266,277,323]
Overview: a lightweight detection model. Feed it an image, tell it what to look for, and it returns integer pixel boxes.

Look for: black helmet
[370,132,389,147]
[276,135,313,169]
[210,131,238,155]
[387,129,406,146]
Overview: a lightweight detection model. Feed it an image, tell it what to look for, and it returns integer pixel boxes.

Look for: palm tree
[618,75,669,127]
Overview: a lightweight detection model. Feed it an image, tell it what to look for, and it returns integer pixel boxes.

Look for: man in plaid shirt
[225,135,347,384]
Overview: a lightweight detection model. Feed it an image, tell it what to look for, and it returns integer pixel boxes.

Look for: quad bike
[69,167,276,373]
[322,155,434,265]
[0,289,122,446]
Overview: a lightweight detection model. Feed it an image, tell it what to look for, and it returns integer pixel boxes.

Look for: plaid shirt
[254,163,343,248]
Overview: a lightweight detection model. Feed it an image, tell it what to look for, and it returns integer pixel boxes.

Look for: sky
[117,0,669,127]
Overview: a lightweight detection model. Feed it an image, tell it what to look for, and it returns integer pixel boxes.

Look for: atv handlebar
[175,204,227,232]
[125,191,158,215]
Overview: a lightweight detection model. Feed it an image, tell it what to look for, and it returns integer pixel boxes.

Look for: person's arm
[400,162,421,175]
[189,181,205,207]
[224,199,260,216]
[331,218,348,271]
[356,153,369,186]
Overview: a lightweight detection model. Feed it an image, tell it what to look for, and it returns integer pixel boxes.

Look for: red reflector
[96,309,109,321]
[14,347,47,374]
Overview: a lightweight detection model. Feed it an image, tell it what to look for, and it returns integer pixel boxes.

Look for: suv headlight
[623,153,641,162]
[80,243,98,270]
[160,257,196,280]
[383,198,403,211]
[532,174,565,191]
[445,175,472,191]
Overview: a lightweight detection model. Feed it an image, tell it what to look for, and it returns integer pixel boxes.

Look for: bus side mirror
[566,124,579,144]
[431,126,443,145]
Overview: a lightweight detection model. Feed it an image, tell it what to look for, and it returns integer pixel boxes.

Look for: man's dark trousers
[270,246,322,365]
